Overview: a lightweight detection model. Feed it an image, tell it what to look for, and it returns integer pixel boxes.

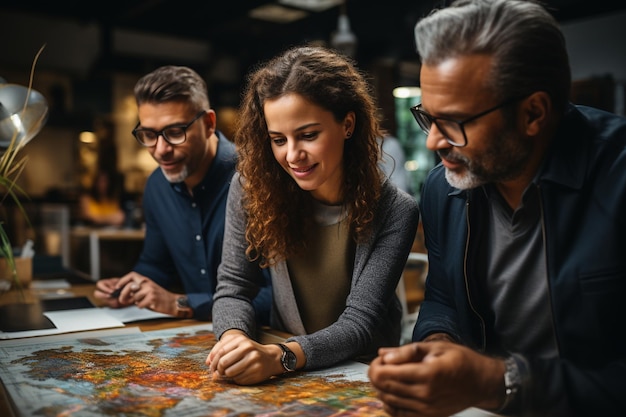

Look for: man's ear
[205,109,217,133]
[520,92,551,137]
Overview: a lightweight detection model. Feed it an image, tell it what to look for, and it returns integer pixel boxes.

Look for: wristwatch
[499,356,521,411]
[175,296,193,319]
[276,343,297,372]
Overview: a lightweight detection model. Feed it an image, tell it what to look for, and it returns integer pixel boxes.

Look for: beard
[440,126,532,190]
[160,164,189,183]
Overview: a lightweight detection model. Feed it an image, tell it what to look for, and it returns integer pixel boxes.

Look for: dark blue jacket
[414,105,626,416]
[134,131,271,322]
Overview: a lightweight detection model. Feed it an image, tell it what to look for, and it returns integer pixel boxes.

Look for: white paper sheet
[0,307,125,339]
[100,305,175,322]
[0,326,140,347]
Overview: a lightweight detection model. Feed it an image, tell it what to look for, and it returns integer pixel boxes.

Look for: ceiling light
[278,0,344,12]
[249,4,309,23]
[79,131,96,144]
[330,2,357,58]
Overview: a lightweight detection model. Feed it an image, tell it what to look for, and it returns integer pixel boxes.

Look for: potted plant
[0,45,48,293]
[0,130,34,291]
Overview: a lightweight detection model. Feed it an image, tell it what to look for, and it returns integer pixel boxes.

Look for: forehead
[137,101,193,128]
[264,93,335,131]
[419,54,494,112]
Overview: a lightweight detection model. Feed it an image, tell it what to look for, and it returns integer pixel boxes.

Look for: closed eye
[271,136,286,146]
[301,131,318,140]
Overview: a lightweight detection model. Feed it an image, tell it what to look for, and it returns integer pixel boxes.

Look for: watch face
[278,344,296,372]
[175,296,193,318]
[177,296,190,308]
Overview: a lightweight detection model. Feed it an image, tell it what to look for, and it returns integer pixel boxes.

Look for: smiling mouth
[159,159,179,168]
[291,165,316,173]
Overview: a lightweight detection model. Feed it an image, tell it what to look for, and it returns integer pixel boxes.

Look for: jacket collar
[535,103,591,191]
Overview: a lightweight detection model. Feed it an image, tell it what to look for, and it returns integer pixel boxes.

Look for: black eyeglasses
[132,110,206,147]
[410,97,523,147]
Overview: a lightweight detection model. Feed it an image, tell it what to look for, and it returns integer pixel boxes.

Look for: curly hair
[235,45,384,267]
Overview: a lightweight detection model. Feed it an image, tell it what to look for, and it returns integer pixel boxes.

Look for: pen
[109,287,124,299]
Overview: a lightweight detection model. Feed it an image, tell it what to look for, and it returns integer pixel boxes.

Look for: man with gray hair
[369,1,626,416]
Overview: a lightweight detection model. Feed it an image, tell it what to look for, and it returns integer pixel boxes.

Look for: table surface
[70,226,146,240]
[0,281,289,417]
[0,281,502,417]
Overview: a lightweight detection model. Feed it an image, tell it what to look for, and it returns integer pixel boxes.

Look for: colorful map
[0,324,386,417]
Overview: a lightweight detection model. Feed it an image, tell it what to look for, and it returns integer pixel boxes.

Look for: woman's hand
[206,330,285,385]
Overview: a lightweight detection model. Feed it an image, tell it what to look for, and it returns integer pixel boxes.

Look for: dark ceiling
[0,0,624,120]
[2,0,625,74]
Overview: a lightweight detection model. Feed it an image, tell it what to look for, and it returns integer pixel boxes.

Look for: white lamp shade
[331,14,357,57]
[0,83,49,148]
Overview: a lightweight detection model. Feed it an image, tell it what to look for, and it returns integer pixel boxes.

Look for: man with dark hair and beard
[94,66,271,323]
[368,1,626,416]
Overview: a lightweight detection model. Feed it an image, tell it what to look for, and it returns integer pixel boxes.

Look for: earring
[346,131,352,138]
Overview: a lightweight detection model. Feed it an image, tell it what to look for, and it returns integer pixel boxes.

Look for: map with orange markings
[0,324,385,417]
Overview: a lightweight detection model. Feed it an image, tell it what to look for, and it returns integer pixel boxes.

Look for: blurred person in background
[78,168,125,228]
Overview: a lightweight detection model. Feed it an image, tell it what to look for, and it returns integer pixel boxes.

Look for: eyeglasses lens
[411,107,465,146]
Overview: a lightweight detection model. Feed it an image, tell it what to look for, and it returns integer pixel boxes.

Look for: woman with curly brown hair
[207,45,419,385]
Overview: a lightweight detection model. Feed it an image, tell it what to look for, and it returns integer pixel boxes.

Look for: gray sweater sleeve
[212,175,266,339]
[212,174,420,370]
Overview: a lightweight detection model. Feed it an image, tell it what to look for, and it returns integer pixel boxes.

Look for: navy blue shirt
[134,131,271,321]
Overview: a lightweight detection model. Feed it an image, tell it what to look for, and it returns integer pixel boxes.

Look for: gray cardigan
[212,172,420,370]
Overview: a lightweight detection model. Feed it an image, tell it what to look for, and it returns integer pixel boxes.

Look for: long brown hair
[235,45,384,267]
